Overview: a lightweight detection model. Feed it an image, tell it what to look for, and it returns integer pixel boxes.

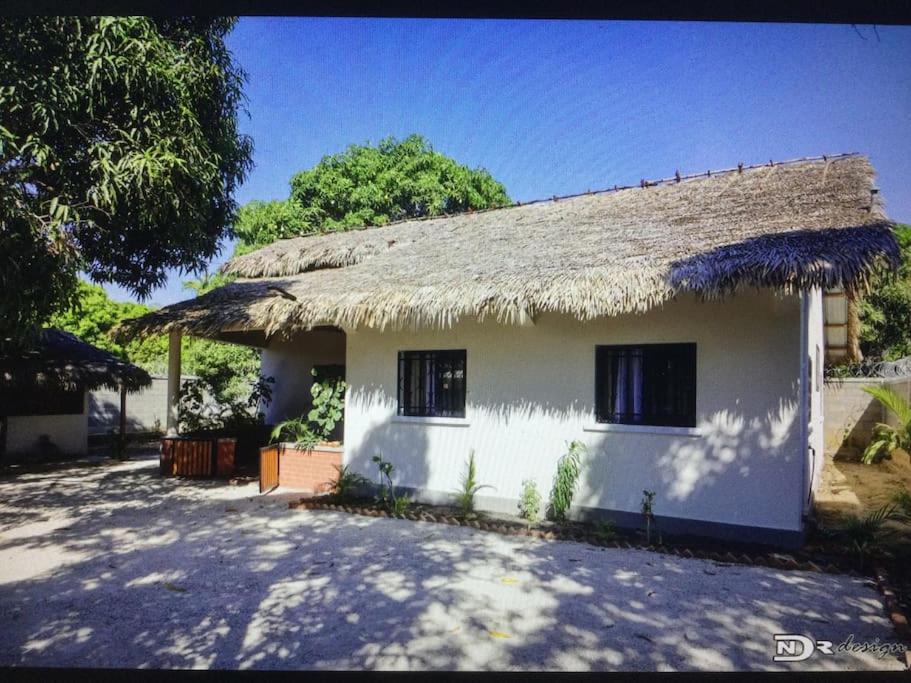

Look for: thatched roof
[119,154,898,340]
[0,329,152,392]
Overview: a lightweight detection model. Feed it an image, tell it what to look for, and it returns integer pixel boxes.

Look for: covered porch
[159,325,347,485]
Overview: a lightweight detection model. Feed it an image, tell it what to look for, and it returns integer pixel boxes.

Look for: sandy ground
[815,451,911,525]
[0,457,905,672]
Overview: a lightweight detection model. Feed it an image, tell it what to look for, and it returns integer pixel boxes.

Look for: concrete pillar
[166,329,182,436]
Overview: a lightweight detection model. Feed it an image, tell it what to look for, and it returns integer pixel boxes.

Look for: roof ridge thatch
[1,329,152,392]
[120,154,898,340]
[223,152,866,280]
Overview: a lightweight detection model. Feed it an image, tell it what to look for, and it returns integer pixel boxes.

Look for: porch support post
[845,288,863,364]
[119,383,127,443]
[166,329,182,436]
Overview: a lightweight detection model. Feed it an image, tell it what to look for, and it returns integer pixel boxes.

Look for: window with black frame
[595,344,696,427]
[397,349,466,418]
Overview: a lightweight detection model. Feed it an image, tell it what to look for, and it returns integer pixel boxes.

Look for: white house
[121,154,898,546]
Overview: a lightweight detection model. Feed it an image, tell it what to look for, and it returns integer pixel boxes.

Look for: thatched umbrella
[0,329,152,457]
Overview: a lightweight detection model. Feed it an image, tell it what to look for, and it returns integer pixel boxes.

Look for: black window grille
[595,344,696,427]
[397,350,466,418]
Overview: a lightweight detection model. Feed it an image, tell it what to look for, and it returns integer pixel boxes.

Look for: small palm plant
[861,385,911,465]
[454,449,492,516]
[829,503,900,570]
[270,416,320,450]
[332,465,369,500]
[893,489,911,522]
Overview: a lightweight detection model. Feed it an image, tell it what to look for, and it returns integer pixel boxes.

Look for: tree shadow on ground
[0,459,902,672]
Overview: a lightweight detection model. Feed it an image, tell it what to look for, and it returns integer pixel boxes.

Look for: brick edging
[873,563,911,670]
[289,498,857,576]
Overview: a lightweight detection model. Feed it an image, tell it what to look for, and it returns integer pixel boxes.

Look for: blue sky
[105,18,911,306]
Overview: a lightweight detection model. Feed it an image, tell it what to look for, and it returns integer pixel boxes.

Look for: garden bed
[289,493,864,576]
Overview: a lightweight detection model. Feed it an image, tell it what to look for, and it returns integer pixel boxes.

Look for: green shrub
[594,518,617,542]
[548,440,586,522]
[392,494,411,515]
[518,479,542,523]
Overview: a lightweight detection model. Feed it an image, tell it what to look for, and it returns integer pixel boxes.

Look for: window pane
[398,350,466,418]
[595,344,696,427]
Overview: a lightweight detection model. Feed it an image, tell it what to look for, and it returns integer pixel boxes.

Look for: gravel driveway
[0,456,905,671]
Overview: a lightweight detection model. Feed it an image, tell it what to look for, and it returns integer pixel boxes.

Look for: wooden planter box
[160,436,236,479]
[259,442,342,493]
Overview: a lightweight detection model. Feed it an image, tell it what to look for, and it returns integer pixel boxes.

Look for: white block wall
[343,289,806,533]
[261,330,346,424]
[6,391,89,456]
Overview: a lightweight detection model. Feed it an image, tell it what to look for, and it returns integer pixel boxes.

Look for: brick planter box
[259,442,342,493]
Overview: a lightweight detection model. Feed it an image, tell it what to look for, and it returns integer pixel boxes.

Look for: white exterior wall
[261,330,346,424]
[343,289,806,534]
[6,392,89,456]
[805,288,825,509]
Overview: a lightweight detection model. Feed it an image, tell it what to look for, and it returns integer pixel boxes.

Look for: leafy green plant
[308,368,346,439]
[518,479,542,523]
[232,135,511,256]
[180,375,274,433]
[269,416,320,450]
[548,440,586,522]
[861,385,911,464]
[594,518,618,542]
[0,16,253,351]
[454,449,492,516]
[892,489,911,522]
[859,223,911,361]
[267,368,345,449]
[372,454,397,509]
[392,494,411,515]
[641,490,657,545]
[829,503,901,570]
[331,465,369,500]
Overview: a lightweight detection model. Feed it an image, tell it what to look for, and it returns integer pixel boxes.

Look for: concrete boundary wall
[823,376,911,458]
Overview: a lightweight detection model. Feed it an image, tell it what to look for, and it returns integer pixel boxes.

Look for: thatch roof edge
[1,329,153,393]
[116,222,899,341]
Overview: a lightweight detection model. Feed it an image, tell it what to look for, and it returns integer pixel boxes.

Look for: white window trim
[391,415,471,427]
[583,422,702,437]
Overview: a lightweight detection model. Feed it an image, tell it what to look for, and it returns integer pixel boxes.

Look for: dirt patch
[815,452,911,526]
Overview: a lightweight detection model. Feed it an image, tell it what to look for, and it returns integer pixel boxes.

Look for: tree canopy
[233,134,510,255]
[49,280,168,369]
[0,16,253,350]
[860,223,911,361]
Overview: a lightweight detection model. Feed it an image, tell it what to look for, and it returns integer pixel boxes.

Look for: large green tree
[49,280,168,369]
[233,134,510,255]
[0,16,252,351]
[860,223,911,360]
